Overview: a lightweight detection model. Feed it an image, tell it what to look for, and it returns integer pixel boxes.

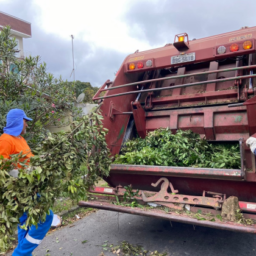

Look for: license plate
[171,52,196,64]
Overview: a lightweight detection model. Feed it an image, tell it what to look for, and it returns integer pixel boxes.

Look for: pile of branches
[0,111,112,253]
[114,129,241,169]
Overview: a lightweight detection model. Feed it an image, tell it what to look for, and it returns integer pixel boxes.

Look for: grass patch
[96,179,110,187]
[52,198,77,214]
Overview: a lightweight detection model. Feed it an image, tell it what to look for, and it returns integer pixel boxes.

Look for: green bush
[0,26,111,253]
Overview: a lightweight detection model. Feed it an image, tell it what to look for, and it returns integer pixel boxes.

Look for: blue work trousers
[12,210,53,256]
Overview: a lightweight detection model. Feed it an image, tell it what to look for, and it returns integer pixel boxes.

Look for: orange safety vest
[0,133,34,166]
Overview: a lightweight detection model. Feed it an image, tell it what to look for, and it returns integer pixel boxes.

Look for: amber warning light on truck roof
[178,36,184,42]
[173,33,189,51]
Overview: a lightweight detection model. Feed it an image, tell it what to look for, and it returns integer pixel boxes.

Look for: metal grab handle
[100,64,256,93]
[94,73,256,101]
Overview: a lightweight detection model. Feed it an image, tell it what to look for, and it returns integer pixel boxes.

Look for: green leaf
[216,214,223,221]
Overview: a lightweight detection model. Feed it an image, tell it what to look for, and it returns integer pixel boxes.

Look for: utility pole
[70,35,75,82]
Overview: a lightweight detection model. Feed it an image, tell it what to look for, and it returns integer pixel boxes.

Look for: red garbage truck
[79,26,256,233]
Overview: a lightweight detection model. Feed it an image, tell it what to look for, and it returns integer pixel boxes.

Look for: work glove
[51,214,62,228]
[8,166,33,178]
[246,137,256,154]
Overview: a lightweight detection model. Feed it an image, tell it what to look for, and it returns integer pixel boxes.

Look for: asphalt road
[10,210,256,256]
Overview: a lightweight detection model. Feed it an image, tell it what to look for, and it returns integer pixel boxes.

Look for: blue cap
[3,109,32,136]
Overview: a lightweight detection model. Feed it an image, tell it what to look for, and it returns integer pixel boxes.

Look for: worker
[0,109,60,256]
[246,134,256,155]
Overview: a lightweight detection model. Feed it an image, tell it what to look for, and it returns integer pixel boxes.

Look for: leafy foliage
[100,240,167,256]
[83,87,98,103]
[68,80,98,103]
[0,110,111,252]
[123,185,140,207]
[236,209,254,225]
[113,185,142,208]
[0,26,111,253]
[114,129,241,169]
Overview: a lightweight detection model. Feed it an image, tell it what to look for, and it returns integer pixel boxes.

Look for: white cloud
[1,0,256,87]
[33,0,151,53]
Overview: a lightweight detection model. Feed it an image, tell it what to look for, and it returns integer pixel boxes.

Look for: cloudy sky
[1,0,256,87]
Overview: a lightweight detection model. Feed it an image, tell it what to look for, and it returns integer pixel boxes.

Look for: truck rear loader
[79,27,256,233]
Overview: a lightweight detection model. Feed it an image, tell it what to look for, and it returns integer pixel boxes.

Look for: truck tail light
[146,60,153,67]
[243,40,252,50]
[230,43,239,52]
[217,46,226,54]
[137,62,144,69]
[129,63,135,70]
